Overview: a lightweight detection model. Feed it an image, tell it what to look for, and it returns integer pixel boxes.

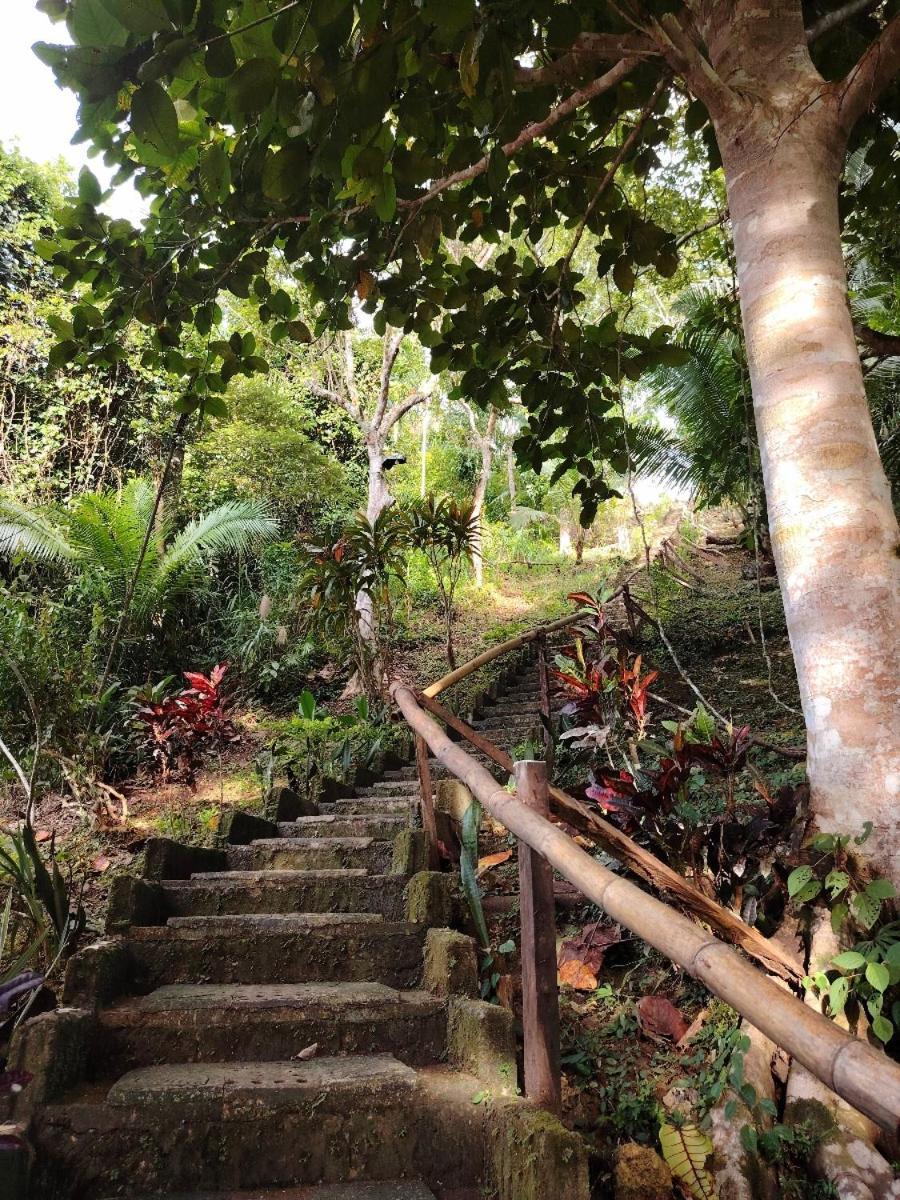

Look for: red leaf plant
[135,663,237,780]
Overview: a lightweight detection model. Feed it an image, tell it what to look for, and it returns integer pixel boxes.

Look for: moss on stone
[423,929,478,998]
[447,998,517,1094]
[489,1100,590,1200]
[614,1142,672,1200]
[392,829,427,876]
[405,871,454,925]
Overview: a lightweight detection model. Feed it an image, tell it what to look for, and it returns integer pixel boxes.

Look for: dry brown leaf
[477,849,512,877]
[637,995,689,1042]
[34,830,51,844]
[557,922,620,977]
[91,854,111,873]
[356,269,375,300]
[293,1042,318,1061]
[558,958,599,991]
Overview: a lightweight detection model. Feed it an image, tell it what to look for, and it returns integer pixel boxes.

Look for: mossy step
[121,917,428,989]
[111,1184,437,1199]
[227,839,393,874]
[32,1062,487,1197]
[325,798,412,815]
[470,715,542,731]
[94,983,446,1073]
[356,781,420,795]
[160,872,409,920]
[277,816,406,840]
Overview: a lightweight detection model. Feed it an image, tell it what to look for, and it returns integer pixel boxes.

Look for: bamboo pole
[393,684,900,1136]
[535,633,555,774]
[414,690,803,983]
[516,760,562,1115]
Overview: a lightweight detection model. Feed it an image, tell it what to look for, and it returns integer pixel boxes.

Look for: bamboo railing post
[535,632,555,774]
[414,734,440,869]
[515,759,562,1116]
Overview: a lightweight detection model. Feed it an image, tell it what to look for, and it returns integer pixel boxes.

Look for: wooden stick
[535,633,555,774]
[393,684,900,1136]
[414,691,803,983]
[516,760,562,1116]
[414,734,440,869]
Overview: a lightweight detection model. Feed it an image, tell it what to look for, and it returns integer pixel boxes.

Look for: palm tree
[0,479,278,628]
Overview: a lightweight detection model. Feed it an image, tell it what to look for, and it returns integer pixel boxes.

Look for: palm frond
[0,495,75,563]
[155,500,279,604]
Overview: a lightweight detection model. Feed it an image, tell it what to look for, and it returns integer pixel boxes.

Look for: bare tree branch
[807,0,883,43]
[401,57,639,213]
[839,12,900,128]
[383,377,437,433]
[307,380,366,431]
[649,10,736,118]
[854,319,900,358]
[515,31,656,87]
[373,329,405,430]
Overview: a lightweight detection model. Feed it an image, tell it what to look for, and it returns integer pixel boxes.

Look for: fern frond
[155,500,278,603]
[0,496,75,562]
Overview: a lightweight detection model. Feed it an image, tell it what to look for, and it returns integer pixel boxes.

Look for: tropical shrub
[408,495,478,668]
[134,663,237,780]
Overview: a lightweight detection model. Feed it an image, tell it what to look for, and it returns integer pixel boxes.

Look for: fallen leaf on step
[557,922,620,977]
[34,830,52,844]
[676,1007,709,1050]
[91,854,111,873]
[558,958,599,991]
[477,849,511,877]
[637,996,688,1042]
[293,1043,318,1061]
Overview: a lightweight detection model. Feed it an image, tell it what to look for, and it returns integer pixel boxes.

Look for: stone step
[470,714,543,732]
[277,816,407,840]
[160,872,409,921]
[325,798,412,815]
[110,1184,438,1199]
[357,780,420,796]
[94,983,446,1074]
[121,917,428,990]
[33,1060,486,1196]
[228,839,393,874]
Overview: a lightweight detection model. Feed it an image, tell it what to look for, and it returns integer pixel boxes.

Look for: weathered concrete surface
[143,838,227,880]
[94,983,446,1072]
[227,837,393,874]
[160,871,409,920]
[447,999,517,1095]
[279,815,407,841]
[423,929,478,999]
[122,917,428,990]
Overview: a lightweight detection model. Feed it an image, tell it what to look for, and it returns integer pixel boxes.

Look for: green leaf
[199,143,231,204]
[206,34,237,78]
[226,58,278,116]
[659,1121,716,1200]
[487,146,508,193]
[373,173,397,221]
[130,81,180,157]
[69,0,128,47]
[866,961,890,993]
[78,166,102,204]
[99,0,171,34]
[613,258,635,294]
[828,974,849,1017]
[825,869,850,898]
[262,142,310,202]
[787,865,814,898]
[866,879,896,900]
[872,1014,894,1043]
[852,891,882,930]
[831,902,849,934]
[831,950,866,971]
[459,26,483,97]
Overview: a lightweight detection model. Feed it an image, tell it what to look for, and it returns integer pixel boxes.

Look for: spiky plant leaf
[0,496,75,562]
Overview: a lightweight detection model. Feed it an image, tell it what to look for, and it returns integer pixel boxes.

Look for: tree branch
[373,329,405,429]
[307,380,364,428]
[649,10,735,118]
[515,31,656,87]
[400,57,639,212]
[854,319,900,358]
[806,0,883,43]
[839,12,900,129]
[383,378,437,433]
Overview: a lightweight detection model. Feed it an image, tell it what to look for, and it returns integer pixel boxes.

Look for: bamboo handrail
[415,690,802,983]
[393,683,900,1134]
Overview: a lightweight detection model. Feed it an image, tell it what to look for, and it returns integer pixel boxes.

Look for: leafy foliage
[408,494,478,667]
[134,662,237,779]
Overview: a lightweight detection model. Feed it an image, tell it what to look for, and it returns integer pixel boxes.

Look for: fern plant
[0,480,278,630]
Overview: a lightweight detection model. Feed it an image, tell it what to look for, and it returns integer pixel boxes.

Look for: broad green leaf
[787,865,814,898]
[226,58,278,116]
[99,0,171,34]
[852,891,881,930]
[872,1014,894,1043]
[828,974,849,1017]
[199,143,231,204]
[825,869,850,898]
[830,950,865,971]
[866,879,896,900]
[866,961,890,993]
[459,26,483,97]
[68,0,128,47]
[78,166,102,204]
[261,142,310,202]
[130,82,180,157]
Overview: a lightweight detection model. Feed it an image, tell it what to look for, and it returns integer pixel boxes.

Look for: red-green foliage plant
[135,663,236,780]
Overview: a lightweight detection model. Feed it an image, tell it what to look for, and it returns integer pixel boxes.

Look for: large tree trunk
[356,438,392,647]
[716,93,900,881]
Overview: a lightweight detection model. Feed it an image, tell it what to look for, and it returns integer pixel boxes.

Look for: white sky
[1,0,146,222]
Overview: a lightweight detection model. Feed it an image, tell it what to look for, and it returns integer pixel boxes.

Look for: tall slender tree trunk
[711,67,900,879]
[507,442,517,510]
[471,409,498,588]
[420,401,429,498]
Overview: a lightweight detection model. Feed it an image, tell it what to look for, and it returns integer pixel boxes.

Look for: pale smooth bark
[654,2,900,881]
[462,404,498,587]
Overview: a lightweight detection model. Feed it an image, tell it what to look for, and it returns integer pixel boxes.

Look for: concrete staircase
[8,663,586,1200]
